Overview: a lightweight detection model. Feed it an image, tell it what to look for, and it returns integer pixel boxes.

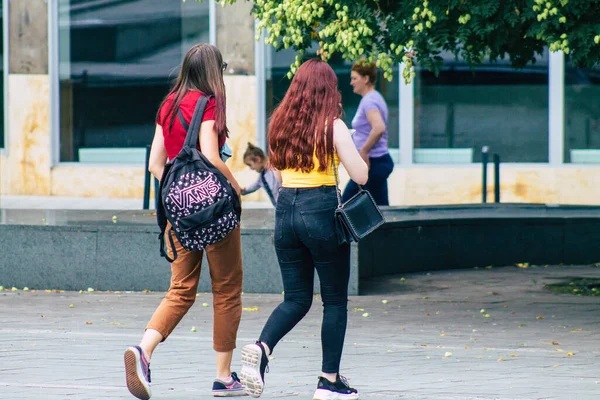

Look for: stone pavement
[0,265,599,400]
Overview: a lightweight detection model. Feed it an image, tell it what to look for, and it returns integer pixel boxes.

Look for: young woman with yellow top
[239,59,368,400]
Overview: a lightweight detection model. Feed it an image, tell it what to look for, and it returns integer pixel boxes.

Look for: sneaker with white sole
[312,375,359,400]
[212,372,248,397]
[124,346,152,400]
[239,342,269,398]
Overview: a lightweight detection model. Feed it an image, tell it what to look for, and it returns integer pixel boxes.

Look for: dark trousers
[342,152,394,206]
[259,186,350,373]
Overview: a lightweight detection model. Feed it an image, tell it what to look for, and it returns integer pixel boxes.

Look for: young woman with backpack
[239,59,368,400]
[123,43,246,399]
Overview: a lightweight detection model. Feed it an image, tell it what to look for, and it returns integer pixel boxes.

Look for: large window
[564,63,600,164]
[266,48,399,161]
[414,51,549,163]
[58,0,210,163]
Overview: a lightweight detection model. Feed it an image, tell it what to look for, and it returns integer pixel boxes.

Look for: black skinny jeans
[259,186,350,373]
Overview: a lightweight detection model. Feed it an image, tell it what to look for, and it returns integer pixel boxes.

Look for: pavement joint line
[0,328,581,355]
[0,382,125,390]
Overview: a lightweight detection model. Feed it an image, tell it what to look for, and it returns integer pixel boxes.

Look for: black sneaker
[124,346,152,400]
[313,375,359,400]
[239,342,269,398]
[212,372,248,397]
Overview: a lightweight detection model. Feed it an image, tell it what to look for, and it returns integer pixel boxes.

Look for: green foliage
[211,0,600,82]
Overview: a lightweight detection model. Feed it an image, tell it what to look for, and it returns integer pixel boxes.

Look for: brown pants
[146,223,243,352]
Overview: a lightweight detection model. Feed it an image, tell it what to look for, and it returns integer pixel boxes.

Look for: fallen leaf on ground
[551,341,560,345]
[516,263,529,268]
[353,308,365,312]
[191,326,197,332]
[69,304,74,308]
[440,333,446,337]
[202,303,210,307]
[381,299,389,304]
[553,364,559,368]
[85,321,93,325]
[444,352,452,357]
[362,313,369,317]
[566,352,575,357]
[243,307,260,311]
[536,316,544,320]
[509,354,520,357]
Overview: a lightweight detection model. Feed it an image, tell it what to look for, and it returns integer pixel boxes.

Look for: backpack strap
[182,96,210,149]
[177,109,189,131]
[159,227,177,263]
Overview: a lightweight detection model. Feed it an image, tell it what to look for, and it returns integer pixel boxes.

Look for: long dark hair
[268,59,342,173]
[157,43,228,138]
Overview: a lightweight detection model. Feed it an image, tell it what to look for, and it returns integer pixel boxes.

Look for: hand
[359,149,370,169]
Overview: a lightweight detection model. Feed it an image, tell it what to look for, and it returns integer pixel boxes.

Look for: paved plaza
[1,264,599,399]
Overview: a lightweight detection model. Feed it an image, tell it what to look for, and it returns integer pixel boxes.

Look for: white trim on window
[549,51,565,165]
[254,23,266,149]
[399,63,414,165]
[1,0,9,154]
[209,0,217,46]
[49,0,60,166]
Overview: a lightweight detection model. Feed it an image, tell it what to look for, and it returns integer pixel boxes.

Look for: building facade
[1,0,599,206]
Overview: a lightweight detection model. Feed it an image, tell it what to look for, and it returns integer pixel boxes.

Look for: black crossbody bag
[332,156,385,243]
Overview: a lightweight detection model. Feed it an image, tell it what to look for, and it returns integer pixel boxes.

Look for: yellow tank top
[281,154,340,188]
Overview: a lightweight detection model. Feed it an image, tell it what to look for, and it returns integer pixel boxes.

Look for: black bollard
[493,153,500,203]
[143,145,151,209]
[481,146,489,203]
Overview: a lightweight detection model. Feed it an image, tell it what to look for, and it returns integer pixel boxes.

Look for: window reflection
[565,63,600,163]
[414,51,549,163]
[58,0,210,162]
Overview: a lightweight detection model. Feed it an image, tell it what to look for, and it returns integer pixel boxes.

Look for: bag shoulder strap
[178,109,189,131]
[181,96,210,149]
[332,153,363,207]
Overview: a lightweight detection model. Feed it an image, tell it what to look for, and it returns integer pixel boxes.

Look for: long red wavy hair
[268,59,342,172]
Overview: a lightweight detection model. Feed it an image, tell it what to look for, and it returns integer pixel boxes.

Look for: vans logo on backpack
[155,96,241,262]
[169,174,220,210]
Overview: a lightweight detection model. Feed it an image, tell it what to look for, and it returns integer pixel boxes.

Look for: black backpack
[156,96,241,262]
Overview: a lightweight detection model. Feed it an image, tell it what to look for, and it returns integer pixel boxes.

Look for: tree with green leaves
[213,0,600,82]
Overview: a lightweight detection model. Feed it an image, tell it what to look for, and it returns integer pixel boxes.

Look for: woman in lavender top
[342,61,394,206]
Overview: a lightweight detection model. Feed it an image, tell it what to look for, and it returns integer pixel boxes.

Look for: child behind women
[241,143,281,206]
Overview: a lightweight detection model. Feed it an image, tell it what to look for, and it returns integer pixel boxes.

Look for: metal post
[143,145,151,209]
[481,146,489,203]
[493,153,500,203]
[154,177,160,210]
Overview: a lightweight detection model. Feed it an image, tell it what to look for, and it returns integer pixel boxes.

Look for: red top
[157,91,225,160]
